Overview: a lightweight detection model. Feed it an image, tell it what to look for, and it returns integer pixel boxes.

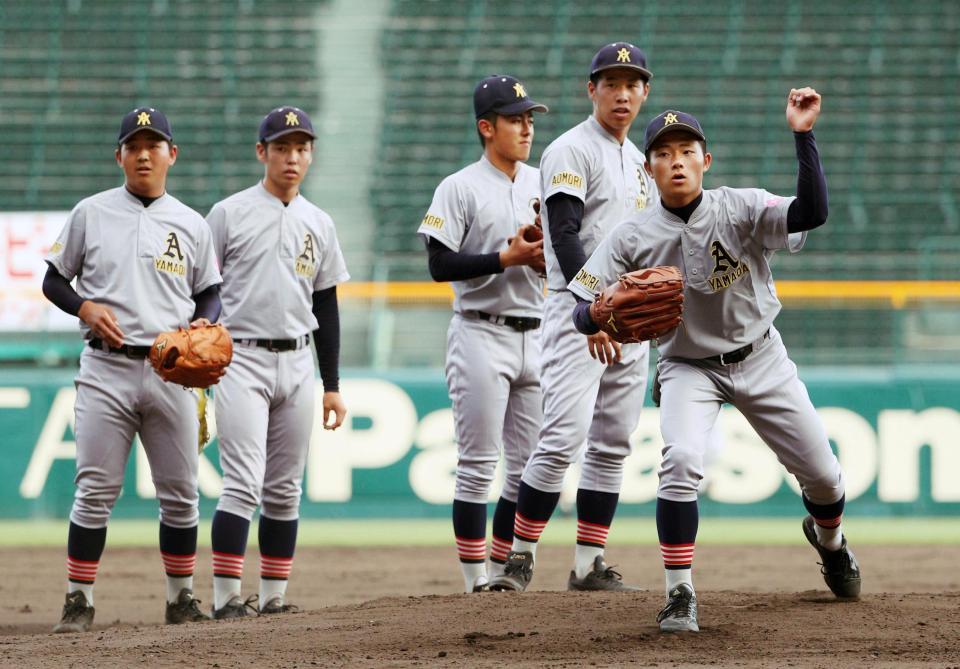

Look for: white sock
[166,575,193,604]
[260,578,288,607]
[213,576,241,610]
[574,544,604,579]
[815,522,843,551]
[460,562,488,593]
[67,582,94,607]
[665,568,693,599]
[488,560,507,579]
[511,538,538,560]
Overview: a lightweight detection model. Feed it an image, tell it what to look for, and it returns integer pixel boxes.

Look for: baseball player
[417,75,547,593]
[569,90,861,631]
[206,106,349,618]
[42,107,223,632]
[489,42,656,593]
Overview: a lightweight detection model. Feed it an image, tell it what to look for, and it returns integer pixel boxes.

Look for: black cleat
[212,594,260,620]
[165,588,211,624]
[488,551,534,592]
[657,583,699,632]
[567,556,640,592]
[259,596,300,614]
[53,591,95,633]
[802,515,861,599]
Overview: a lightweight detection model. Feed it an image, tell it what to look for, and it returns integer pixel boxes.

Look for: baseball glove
[589,266,684,343]
[149,324,233,388]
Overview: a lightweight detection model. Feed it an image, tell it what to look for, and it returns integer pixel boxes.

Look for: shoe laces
[241,594,261,615]
[182,595,205,616]
[597,564,624,582]
[657,590,693,622]
[62,593,90,618]
[504,559,529,577]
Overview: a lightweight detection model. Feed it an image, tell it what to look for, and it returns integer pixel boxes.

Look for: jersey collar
[586,115,628,147]
[478,154,520,184]
[257,180,302,207]
[656,189,711,226]
[120,186,168,209]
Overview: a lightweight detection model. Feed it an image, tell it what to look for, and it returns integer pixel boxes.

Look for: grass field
[2,517,957,547]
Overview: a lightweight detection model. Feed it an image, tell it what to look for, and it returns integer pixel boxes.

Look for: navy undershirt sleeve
[42,263,85,317]
[190,284,222,322]
[572,298,600,335]
[786,130,829,233]
[546,193,587,285]
[425,237,503,282]
[311,286,341,393]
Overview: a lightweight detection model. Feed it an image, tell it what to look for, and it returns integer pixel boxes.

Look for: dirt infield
[1,544,958,667]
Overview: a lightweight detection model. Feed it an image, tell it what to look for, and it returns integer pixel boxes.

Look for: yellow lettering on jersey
[421,214,445,230]
[551,171,584,190]
[295,260,315,278]
[49,242,63,254]
[707,262,750,292]
[154,257,186,276]
[574,268,600,292]
[635,193,648,210]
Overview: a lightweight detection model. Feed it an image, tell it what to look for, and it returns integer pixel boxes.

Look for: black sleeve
[546,193,587,285]
[311,286,341,393]
[41,263,85,317]
[571,297,600,335]
[191,284,222,322]
[425,237,503,282]
[786,130,829,233]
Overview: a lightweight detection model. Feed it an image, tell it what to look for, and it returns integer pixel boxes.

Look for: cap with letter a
[643,110,706,154]
[473,75,549,119]
[118,107,173,144]
[590,42,653,81]
[258,106,317,143]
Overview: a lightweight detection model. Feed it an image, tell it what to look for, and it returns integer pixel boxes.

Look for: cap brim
[591,63,653,80]
[645,124,706,152]
[484,99,550,117]
[118,127,172,144]
[261,128,318,142]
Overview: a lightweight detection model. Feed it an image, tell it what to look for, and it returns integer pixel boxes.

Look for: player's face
[645,132,712,208]
[484,112,535,164]
[115,131,177,198]
[588,69,649,139]
[257,132,314,193]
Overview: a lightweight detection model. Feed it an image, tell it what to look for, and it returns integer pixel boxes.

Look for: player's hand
[786,87,821,132]
[586,331,622,366]
[322,391,347,431]
[78,300,124,348]
[499,226,544,270]
[189,318,212,329]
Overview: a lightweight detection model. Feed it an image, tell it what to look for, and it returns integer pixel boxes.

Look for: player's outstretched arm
[786,87,821,132]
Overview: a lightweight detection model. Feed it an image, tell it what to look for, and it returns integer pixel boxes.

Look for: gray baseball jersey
[206,181,349,521]
[539,115,655,292]
[519,116,654,495]
[206,182,349,339]
[417,155,543,317]
[46,187,221,344]
[45,186,221,528]
[569,187,800,359]
[570,186,843,506]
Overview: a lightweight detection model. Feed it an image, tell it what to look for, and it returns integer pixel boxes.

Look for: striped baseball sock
[803,494,845,551]
[489,497,516,579]
[511,481,560,559]
[65,522,107,606]
[657,498,699,597]
[211,510,250,610]
[259,516,298,607]
[159,524,198,603]
[453,500,487,592]
[574,489,619,578]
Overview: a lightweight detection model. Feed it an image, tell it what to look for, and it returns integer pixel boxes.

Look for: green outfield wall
[2,367,959,520]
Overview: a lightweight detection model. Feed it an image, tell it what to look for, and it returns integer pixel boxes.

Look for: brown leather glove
[589,266,684,343]
[149,324,233,388]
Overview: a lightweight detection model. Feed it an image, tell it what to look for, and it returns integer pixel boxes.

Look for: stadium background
[0,0,958,527]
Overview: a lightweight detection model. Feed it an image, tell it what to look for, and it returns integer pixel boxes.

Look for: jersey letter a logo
[163,232,184,261]
[710,240,740,274]
[298,233,317,263]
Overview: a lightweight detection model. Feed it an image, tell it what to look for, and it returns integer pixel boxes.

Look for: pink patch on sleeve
[765,197,782,208]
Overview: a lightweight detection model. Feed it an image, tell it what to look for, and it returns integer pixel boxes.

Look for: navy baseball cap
[644,110,707,153]
[118,107,172,144]
[590,42,653,80]
[258,106,317,143]
[474,75,548,119]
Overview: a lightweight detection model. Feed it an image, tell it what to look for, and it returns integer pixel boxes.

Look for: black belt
[88,338,151,358]
[233,335,310,352]
[702,329,770,366]
[466,311,541,332]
